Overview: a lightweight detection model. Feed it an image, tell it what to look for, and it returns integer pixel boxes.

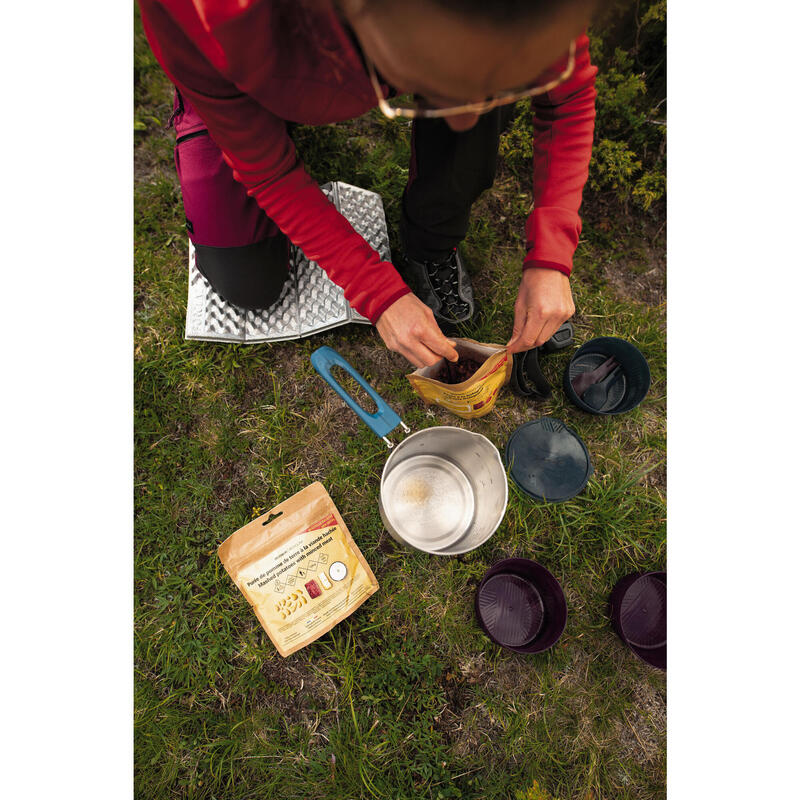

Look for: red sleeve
[138,0,410,323]
[524,32,598,277]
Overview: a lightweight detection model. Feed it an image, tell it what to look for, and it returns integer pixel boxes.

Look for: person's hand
[375,293,459,368]
[506,267,575,354]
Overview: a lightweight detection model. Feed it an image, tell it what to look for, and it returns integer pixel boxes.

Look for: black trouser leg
[194,237,289,311]
[400,105,517,262]
[173,87,290,311]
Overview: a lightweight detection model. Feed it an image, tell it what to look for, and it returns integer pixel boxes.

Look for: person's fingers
[505,267,575,353]
[507,306,545,354]
[508,305,575,353]
[506,313,524,349]
[411,303,459,362]
[402,339,445,369]
[536,317,563,349]
[395,313,457,367]
[420,327,459,363]
[505,305,527,352]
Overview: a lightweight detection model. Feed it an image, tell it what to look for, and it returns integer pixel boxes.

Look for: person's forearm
[526,31,598,276]
[139,0,410,323]
[233,163,411,322]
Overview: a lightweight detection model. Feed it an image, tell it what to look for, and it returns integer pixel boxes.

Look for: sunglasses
[366,39,576,120]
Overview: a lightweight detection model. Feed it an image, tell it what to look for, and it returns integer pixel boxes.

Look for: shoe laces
[425,249,470,318]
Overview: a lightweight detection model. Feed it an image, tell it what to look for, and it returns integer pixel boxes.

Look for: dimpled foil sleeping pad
[185,182,390,342]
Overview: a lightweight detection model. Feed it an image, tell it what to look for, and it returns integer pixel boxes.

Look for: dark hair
[360,0,600,26]
[433,0,587,23]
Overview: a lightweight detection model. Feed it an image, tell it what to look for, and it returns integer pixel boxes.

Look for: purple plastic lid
[476,574,544,647]
[620,574,666,649]
[475,559,568,654]
[609,571,666,670]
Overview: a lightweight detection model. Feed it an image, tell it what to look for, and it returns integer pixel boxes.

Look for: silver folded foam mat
[185,181,390,343]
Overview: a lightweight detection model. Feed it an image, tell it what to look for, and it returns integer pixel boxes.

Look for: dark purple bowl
[476,574,544,647]
[475,558,567,654]
[609,571,666,670]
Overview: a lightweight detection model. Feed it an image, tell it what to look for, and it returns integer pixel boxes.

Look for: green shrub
[589,138,642,200]
[498,0,666,214]
[589,0,666,210]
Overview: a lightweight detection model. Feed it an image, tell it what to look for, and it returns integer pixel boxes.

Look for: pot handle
[310,346,409,447]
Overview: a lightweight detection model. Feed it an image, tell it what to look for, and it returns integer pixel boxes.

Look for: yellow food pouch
[406,338,512,419]
[218,482,378,657]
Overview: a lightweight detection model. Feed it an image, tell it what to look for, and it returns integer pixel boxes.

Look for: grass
[134,8,666,799]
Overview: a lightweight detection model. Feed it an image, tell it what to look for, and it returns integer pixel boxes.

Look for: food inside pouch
[435,357,484,385]
[217,482,378,657]
[406,338,512,419]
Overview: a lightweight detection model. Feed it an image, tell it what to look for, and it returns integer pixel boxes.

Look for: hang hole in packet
[217,482,378,657]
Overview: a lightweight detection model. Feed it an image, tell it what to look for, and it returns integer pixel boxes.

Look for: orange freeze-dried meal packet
[218,482,378,657]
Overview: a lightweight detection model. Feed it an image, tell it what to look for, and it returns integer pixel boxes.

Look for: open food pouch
[406,338,512,419]
[218,482,378,657]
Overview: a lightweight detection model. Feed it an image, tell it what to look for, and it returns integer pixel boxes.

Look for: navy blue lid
[505,417,593,502]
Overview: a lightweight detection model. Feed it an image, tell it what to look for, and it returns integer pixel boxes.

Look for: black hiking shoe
[402,247,475,325]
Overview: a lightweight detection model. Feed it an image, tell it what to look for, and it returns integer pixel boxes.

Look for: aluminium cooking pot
[311,347,508,555]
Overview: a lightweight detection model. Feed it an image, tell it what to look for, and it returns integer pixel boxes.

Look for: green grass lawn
[134,12,666,800]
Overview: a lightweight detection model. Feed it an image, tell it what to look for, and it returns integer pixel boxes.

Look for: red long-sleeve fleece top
[139,0,597,324]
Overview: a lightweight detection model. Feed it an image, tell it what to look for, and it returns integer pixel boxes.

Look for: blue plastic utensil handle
[310,346,402,440]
